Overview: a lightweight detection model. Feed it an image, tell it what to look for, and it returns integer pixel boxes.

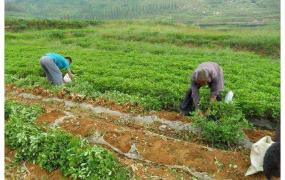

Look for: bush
[192,95,251,148]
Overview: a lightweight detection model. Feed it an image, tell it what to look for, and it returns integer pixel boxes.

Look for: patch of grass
[61,39,75,45]
[5,18,101,31]
[47,31,65,39]
[100,23,280,57]
[77,41,92,48]
[72,31,86,37]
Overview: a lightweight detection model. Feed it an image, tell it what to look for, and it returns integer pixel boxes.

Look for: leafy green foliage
[5,101,44,162]
[5,18,101,31]
[47,31,65,39]
[101,25,280,57]
[5,21,280,121]
[36,130,75,172]
[192,95,251,148]
[5,101,131,179]
[5,101,43,122]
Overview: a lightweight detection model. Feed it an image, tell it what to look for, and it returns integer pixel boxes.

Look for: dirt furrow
[5,89,270,179]
[44,111,265,179]
[8,90,253,149]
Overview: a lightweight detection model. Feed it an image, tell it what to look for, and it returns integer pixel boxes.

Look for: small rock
[159,124,167,131]
[130,164,138,172]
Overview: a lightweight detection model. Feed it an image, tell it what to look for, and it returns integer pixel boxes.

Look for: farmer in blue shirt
[39,53,74,85]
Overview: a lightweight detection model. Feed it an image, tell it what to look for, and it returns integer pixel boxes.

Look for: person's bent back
[191,62,224,108]
[180,61,224,115]
[39,52,73,85]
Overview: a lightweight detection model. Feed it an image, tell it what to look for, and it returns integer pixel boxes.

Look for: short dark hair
[65,56,72,64]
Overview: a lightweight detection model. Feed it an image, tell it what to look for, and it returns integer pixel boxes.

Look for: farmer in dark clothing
[39,53,73,85]
[180,62,224,115]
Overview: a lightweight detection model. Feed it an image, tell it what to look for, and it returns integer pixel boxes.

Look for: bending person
[180,61,224,115]
[39,52,73,85]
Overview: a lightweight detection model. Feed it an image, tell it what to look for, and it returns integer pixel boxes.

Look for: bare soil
[5,85,278,180]
[244,129,275,142]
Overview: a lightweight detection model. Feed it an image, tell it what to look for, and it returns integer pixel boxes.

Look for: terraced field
[5,85,274,179]
[5,20,280,179]
[5,21,280,121]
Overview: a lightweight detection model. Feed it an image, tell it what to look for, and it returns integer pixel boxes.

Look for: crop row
[5,18,101,31]
[5,101,131,179]
[100,23,280,57]
[5,25,280,121]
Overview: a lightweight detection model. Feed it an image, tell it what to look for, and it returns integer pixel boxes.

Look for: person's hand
[67,72,74,79]
[210,96,216,102]
[205,108,210,116]
[196,109,204,116]
[69,73,74,79]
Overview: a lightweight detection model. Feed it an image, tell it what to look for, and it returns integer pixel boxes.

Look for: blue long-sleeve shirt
[46,53,70,70]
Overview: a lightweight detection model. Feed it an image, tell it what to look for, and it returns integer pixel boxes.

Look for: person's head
[65,57,72,65]
[194,69,209,86]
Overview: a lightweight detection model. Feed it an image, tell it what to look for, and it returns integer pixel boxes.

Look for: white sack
[245,136,274,176]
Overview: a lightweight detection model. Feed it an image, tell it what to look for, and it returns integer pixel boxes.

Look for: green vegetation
[5,101,131,179]
[5,0,280,27]
[192,94,251,148]
[5,18,101,31]
[101,22,280,57]
[5,21,280,121]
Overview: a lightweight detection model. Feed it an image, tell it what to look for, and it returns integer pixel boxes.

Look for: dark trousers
[180,88,195,115]
[180,88,222,115]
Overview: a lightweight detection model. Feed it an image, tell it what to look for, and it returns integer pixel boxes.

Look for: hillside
[5,0,280,26]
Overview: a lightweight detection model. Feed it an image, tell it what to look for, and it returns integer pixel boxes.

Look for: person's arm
[210,82,217,101]
[67,68,74,79]
[210,69,224,101]
[205,64,223,102]
[210,78,219,101]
